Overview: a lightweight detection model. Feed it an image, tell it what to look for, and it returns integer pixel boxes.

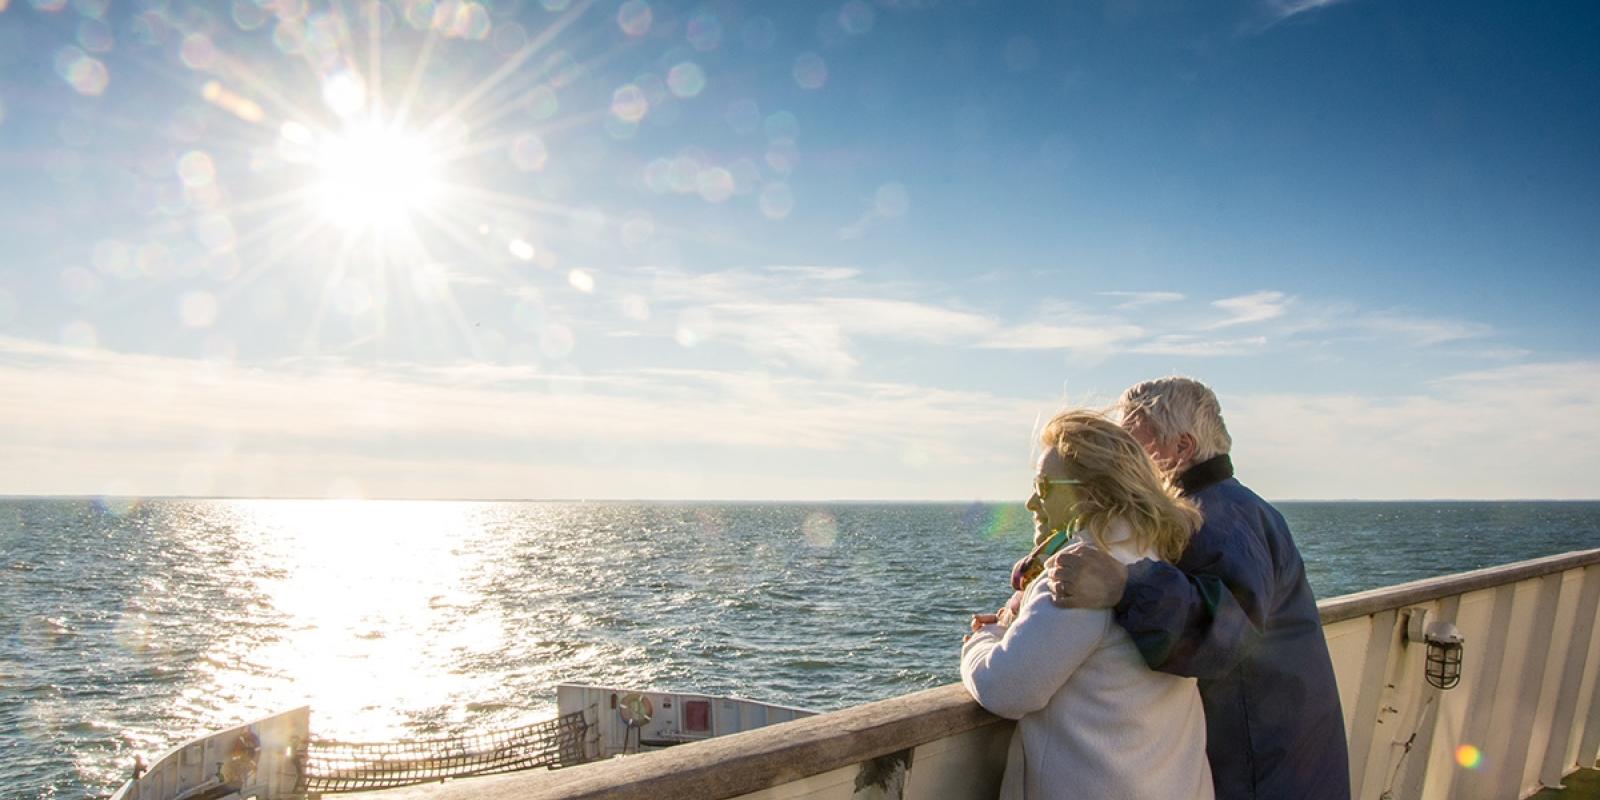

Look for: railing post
[1579,566,1600,772]
[1348,608,1398,798]
[1458,583,1517,800]
[1540,565,1600,788]
[1494,573,1564,799]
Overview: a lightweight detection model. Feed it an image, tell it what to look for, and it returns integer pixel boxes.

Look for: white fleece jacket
[960,521,1213,800]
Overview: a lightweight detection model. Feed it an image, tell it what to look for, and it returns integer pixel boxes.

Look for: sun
[312,121,444,233]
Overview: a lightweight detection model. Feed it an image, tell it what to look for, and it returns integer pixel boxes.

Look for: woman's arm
[960,583,1110,719]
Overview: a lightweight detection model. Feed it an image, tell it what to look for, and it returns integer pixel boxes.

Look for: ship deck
[1536,767,1600,798]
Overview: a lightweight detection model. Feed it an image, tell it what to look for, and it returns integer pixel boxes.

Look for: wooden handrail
[1318,548,1600,624]
[385,684,1004,800]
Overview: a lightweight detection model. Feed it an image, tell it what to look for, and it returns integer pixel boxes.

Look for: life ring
[618,692,653,727]
[230,730,261,763]
[220,730,260,785]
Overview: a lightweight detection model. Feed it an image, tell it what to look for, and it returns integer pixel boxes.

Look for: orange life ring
[618,692,653,727]
[230,730,260,763]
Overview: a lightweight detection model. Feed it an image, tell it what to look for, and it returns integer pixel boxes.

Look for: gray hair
[1117,376,1232,462]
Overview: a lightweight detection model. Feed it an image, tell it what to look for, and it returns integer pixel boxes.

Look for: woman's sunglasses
[1034,476,1084,499]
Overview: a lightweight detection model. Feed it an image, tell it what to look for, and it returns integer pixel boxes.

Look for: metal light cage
[1423,621,1465,690]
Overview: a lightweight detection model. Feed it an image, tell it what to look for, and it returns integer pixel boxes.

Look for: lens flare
[611,84,649,123]
[667,62,706,98]
[792,52,827,90]
[177,151,216,187]
[566,269,594,293]
[54,45,108,95]
[801,512,838,548]
[759,183,793,219]
[180,33,217,70]
[839,1,874,35]
[202,81,266,123]
[685,10,722,51]
[984,504,1025,539]
[510,133,548,171]
[617,0,651,37]
[1455,744,1482,769]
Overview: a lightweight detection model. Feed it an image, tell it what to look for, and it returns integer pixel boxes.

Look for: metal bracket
[1403,607,1429,645]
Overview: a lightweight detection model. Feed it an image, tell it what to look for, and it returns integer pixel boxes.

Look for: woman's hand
[964,612,1001,643]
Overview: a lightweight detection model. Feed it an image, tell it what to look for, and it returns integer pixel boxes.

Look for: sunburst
[170,0,622,354]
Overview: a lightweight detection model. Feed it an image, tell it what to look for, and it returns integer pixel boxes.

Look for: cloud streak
[1099,291,1185,310]
[0,337,1046,500]
[1208,290,1293,329]
[1244,0,1354,35]
[1227,360,1600,499]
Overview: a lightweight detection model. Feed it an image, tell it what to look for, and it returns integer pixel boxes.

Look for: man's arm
[1049,520,1274,679]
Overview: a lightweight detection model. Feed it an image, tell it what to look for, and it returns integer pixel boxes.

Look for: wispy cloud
[1347,312,1493,346]
[1099,291,1185,310]
[1207,290,1293,329]
[635,267,1004,373]
[980,322,1146,353]
[1244,0,1354,35]
[821,298,998,340]
[1131,335,1268,357]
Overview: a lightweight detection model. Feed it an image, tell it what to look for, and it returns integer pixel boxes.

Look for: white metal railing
[395,548,1600,800]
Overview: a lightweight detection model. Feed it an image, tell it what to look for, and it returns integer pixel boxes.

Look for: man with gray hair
[1047,377,1349,799]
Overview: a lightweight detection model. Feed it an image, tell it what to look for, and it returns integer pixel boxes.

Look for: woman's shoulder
[1087,518,1160,564]
[1020,576,1113,625]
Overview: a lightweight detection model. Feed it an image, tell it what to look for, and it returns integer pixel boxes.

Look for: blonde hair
[1040,410,1202,563]
[1117,376,1232,463]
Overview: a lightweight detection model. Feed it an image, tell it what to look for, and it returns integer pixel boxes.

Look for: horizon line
[4,493,1599,504]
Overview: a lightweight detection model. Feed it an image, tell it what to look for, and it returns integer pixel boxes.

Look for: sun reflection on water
[199,499,510,740]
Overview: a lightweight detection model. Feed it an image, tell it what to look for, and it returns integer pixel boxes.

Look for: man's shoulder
[1195,477,1285,523]
[1186,478,1294,556]
[1196,475,1264,504]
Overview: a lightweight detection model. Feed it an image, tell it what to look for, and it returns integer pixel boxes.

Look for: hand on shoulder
[1046,542,1129,609]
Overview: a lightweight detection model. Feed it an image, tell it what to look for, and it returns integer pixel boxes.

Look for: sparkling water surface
[2,498,1597,798]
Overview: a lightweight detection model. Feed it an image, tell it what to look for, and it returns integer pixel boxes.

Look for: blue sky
[2,0,1598,500]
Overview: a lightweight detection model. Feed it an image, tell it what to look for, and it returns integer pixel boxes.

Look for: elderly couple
[961,377,1350,800]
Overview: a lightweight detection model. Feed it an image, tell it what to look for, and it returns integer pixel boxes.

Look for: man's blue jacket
[1113,455,1350,800]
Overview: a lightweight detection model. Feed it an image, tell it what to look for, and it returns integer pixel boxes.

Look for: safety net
[296,710,589,793]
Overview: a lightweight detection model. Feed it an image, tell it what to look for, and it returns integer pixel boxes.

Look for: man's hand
[1046,542,1128,608]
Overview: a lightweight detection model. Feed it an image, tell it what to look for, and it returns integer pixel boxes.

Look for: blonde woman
[961,411,1213,800]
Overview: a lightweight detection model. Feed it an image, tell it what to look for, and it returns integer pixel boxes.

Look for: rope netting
[296,710,589,793]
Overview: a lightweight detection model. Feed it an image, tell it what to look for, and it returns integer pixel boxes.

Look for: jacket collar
[1176,453,1233,497]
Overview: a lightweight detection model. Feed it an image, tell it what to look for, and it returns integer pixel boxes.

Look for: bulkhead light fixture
[1423,621,1465,690]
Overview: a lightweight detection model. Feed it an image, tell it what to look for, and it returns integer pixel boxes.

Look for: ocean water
[2,498,1597,799]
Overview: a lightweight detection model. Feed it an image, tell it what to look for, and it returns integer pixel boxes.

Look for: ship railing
[399,547,1600,800]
